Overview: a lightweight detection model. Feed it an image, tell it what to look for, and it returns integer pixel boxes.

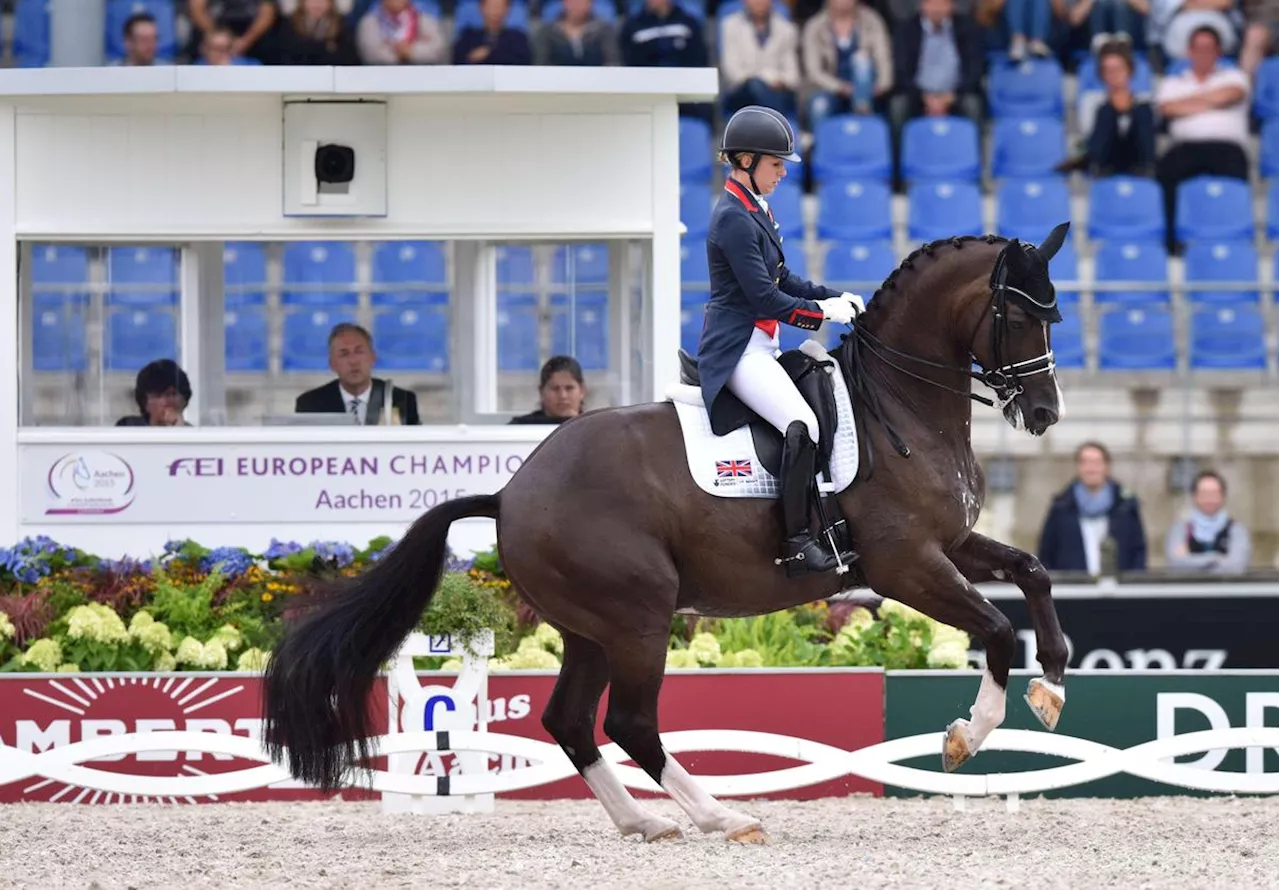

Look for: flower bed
[0,536,970,673]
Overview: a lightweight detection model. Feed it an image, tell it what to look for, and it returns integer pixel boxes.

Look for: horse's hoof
[1024,677,1066,731]
[942,719,975,773]
[726,823,771,845]
[644,824,684,843]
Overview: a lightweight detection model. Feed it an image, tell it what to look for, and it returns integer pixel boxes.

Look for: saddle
[677,347,839,479]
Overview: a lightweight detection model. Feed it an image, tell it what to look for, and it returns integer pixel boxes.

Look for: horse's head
[969,222,1070,437]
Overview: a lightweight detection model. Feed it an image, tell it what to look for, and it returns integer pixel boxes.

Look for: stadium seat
[453,0,529,30]
[907,181,983,242]
[496,292,539,372]
[1097,304,1176,370]
[1087,176,1165,243]
[996,177,1071,243]
[811,114,892,183]
[900,116,981,182]
[496,245,536,288]
[223,242,267,307]
[1175,176,1254,243]
[540,0,616,20]
[371,241,448,306]
[13,0,51,67]
[107,246,179,307]
[1077,52,1153,95]
[766,181,805,240]
[551,243,610,287]
[1183,240,1260,304]
[1262,118,1279,180]
[104,0,178,62]
[281,241,358,306]
[1189,302,1268,369]
[32,296,88,372]
[678,117,713,183]
[1269,183,1279,240]
[816,179,892,241]
[680,182,714,238]
[1094,240,1170,304]
[105,308,177,372]
[282,308,357,371]
[681,239,709,284]
[30,244,89,291]
[551,291,608,370]
[990,117,1066,179]
[823,240,896,293]
[1047,238,1080,300]
[1051,302,1084,369]
[987,58,1064,118]
[1256,56,1279,121]
[372,302,450,373]
[680,291,708,353]
[223,306,269,372]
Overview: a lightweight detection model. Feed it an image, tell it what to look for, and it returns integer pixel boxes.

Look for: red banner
[0,669,884,804]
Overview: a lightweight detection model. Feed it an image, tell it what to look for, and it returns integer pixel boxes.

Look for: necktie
[350,397,362,425]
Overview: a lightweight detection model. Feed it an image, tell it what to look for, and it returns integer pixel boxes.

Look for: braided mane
[865,234,1010,312]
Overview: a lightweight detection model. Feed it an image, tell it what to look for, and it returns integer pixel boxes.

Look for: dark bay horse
[262,225,1073,844]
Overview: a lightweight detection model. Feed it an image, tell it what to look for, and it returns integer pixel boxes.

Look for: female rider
[698,105,864,577]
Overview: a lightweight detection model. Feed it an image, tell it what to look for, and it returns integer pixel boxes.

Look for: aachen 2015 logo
[46,451,136,515]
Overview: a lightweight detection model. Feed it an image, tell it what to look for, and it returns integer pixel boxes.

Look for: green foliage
[147,565,225,640]
[710,612,831,667]
[468,545,504,578]
[418,571,515,656]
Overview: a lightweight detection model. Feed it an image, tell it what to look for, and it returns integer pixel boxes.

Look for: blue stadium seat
[104,0,178,62]
[1047,238,1080,300]
[680,181,713,237]
[811,115,892,183]
[551,291,608,370]
[1097,304,1176,370]
[1077,53,1152,95]
[1051,302,1084,368]
[1087,176,1165,242]
[907,181,983,242]
[900,116,981,182]
[13,0,50,67]
[1189,302,1268,369]
[453,0,529,30]
[540,0,617,20]
[30,244,89,290]
[817,179,892,241]
[496,245,536,288]
[32,296,88,372]
[681,239,709,284]
[996,177,1071,243]
[223,306,268,372]
[990,117,1065,179]
[1094,240,1170,304]
[373,303,450,373]
[105,308,177,372]
[988,58,1064,118]
[413,0,441,14]
[823,240,896,292]
[680,291,708,353]
[1175,176,1254,243]
[223,242,266,307]
[1256,56,1279,121]
[282,308,357,371]
[497,292,539,372]
[678,117,713,183]
[1184,240,1260,304]
[766,181,805,239]
[281,241,358,306]
[551,243,610,286]
[1262,118,1279,180]
[107,246,179,307]
[1269,183,1279,240]
[371,241,448,305]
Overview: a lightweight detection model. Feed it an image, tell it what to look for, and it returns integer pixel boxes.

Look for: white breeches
[726,327,820,443]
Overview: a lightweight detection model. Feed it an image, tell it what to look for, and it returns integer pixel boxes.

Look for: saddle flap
[678,349,700,385]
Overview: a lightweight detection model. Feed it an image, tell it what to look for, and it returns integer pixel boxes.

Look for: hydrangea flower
[236,648,269,671]
[65,603,129,646]
[154,651,177,672]
[531,623,563,656]
[0,612,15,642]
[128,612,174,656]
[56,663,79,673]
[688,632,722,667]
[842,607,875,633]
[717,649,764,668]
[199,639,228,670]
[174,636,204,666]
[211,624,243,653]
[263,539,303,560]
[21,639,62,672]
[308,540,356,568]
[0,536,76,584]
[665,648,700,669]
[927,641,970,669]
[199,547,256,578]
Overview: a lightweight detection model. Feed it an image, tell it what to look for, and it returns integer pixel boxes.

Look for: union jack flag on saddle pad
[715,459,754,479]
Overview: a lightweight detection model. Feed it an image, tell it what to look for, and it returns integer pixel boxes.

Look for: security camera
[315,144,356,185]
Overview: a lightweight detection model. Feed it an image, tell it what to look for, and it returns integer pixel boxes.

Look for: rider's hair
[1073,440,1111,465]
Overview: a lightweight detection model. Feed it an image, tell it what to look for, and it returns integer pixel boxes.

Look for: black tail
[261,493,501,791]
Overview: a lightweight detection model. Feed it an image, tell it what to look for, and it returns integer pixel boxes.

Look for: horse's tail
[262,493,501,792]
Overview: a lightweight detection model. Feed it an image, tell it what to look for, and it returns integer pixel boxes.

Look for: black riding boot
[778,421,842,578]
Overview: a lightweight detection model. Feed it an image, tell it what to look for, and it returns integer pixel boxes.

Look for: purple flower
[263,539,303,560]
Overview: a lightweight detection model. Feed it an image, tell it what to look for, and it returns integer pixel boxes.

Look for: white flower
[927,641,971,670]
[0,612,14,642]
[717,649,763,668]
[688,632,722,667]
[199,639,228,670]
[22,639,62,672]
[842,607,875,633]
[211,624,243,653]
[532,623,564,656]
[66,603,129,646]
[665,648,700,669]
[174,636,204,667]
[501,647,560,669]
[438,657,463,672]
[931,622,971,651]
[878,599,928,624]
[56,663,79,673]
[236,648,269,672]
[154,652,177,672]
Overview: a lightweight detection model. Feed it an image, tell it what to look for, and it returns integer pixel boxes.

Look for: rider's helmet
[719,106,802,163]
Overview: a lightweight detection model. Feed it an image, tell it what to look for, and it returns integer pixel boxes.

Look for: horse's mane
[865,234,1011,313]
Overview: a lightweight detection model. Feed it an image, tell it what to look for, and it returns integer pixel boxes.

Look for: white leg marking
[967,669,1008,749]
[658,754,759,835]
[583,760,680,840]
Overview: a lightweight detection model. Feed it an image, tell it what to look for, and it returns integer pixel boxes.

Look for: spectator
[199,27,238,64]
[508,356,587,424]
[116,360,193,427]
[620,0,710,120]
[1239,0,1278,77]
[719,0,802,118]
[1154,26,1250,251]
[532,0,620,66]
[889,0,985,135]
[1059,38,1155,174]
[119,12,160,66]
[278,0,360,64]
[1164,470,1252,573]
[295,323,422,425]
[1003,0,1053,59]
[452,0,533,65]
[356,0,447,64]
[1052,0,1147,48]
[187,0,279,63]
[1037,441,1148,574]
[801,0,893,128]
[1147,0,1239,63]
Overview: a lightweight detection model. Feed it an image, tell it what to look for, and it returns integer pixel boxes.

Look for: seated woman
[508,356,586,424]
[116,359,193,427]
[1068,38,1156,176]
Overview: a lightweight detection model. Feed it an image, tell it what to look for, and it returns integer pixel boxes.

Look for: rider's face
[749,155,787,195]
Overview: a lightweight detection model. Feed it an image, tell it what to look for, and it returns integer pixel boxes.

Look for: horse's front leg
[949,532,1068,732]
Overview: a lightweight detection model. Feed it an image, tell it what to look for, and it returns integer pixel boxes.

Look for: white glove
[817,294,861,324]
[841,292,866,315]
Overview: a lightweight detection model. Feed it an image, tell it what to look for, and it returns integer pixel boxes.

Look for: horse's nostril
[1034,407,1058,426]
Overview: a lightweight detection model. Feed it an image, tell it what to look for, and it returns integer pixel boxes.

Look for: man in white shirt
[1154,26,1251,250]
[294,323,421,425]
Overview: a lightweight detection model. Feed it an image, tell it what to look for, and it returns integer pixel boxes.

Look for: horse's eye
[1008,319,1025,331]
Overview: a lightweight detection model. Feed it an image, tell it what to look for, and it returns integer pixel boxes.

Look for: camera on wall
[283,100,387,218]
[315,143,356,187]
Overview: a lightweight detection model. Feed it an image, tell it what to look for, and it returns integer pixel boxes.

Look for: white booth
[0,65,719,558]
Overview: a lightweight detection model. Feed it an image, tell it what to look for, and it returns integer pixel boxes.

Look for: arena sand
[0,795,1275,889]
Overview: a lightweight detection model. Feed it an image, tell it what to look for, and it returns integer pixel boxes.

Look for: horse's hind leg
[949,532,1068,731]
[542,630,682,842]
[602,631,768,845]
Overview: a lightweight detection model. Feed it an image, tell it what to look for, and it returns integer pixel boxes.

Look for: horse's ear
[1037,222,1071,262]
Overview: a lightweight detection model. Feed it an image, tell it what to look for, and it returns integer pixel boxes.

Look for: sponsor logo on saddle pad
[715,459,755,483]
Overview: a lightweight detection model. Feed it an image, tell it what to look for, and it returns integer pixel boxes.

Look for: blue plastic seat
[1175,176,1254,243]
[1189,302,1268,369]
[373,303,450,373]
[811,114,892,183]
[224,306,269,372]
[1256,56,1279,121]
[816,179,892,241]
[1087,176,1165,243]
[453,0,529,30]
[551,291,608,370]
[281,241,357,306]
[1098,304,1176,370]
[908,181,983,242]
[988,58,1064,118]
[540,0,617,20]
[104,0,178,62]
[678,117,713,183]
[107,246,179,307]
[1262,118,1279,180]
[823,240,896,293]
[1269,183,1279,240]
[680,291,708,353]
[681,239,709,284]
[1094,240,1170,304]
[990,117,1066,179]
[223,241,267,307]
[282,308,357,371]
[766,181,805,240]
[900,116,981,182]
[496,245,536,288]
[30,244,90,291]
[105,308,177,372]
[32,296,88,372]
[1184,240,1260,304]
[551,243,610,286]
[680,181,713,237]
[996,177,1071,243]
[497,292,539,372]
[13,0,51,67]
[371,241,448,306]
[1051,302,1085,368]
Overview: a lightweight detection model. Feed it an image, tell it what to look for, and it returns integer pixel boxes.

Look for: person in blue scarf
[1163,470,1252,574]
[1037,441,1148,575]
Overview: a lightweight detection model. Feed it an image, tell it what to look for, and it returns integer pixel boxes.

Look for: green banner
[884,670,1280,798]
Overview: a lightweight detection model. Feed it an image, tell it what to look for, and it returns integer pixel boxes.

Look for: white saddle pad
[666,340,860,499]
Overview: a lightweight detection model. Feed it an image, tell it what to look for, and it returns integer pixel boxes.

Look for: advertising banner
[884,670,1280,798]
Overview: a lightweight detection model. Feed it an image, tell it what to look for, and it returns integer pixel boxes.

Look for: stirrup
[775,535,842,578]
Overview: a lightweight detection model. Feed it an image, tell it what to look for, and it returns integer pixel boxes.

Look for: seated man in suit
[295,322,421,425]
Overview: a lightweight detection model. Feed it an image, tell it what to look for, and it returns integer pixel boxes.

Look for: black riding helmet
[720,106,801,196]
